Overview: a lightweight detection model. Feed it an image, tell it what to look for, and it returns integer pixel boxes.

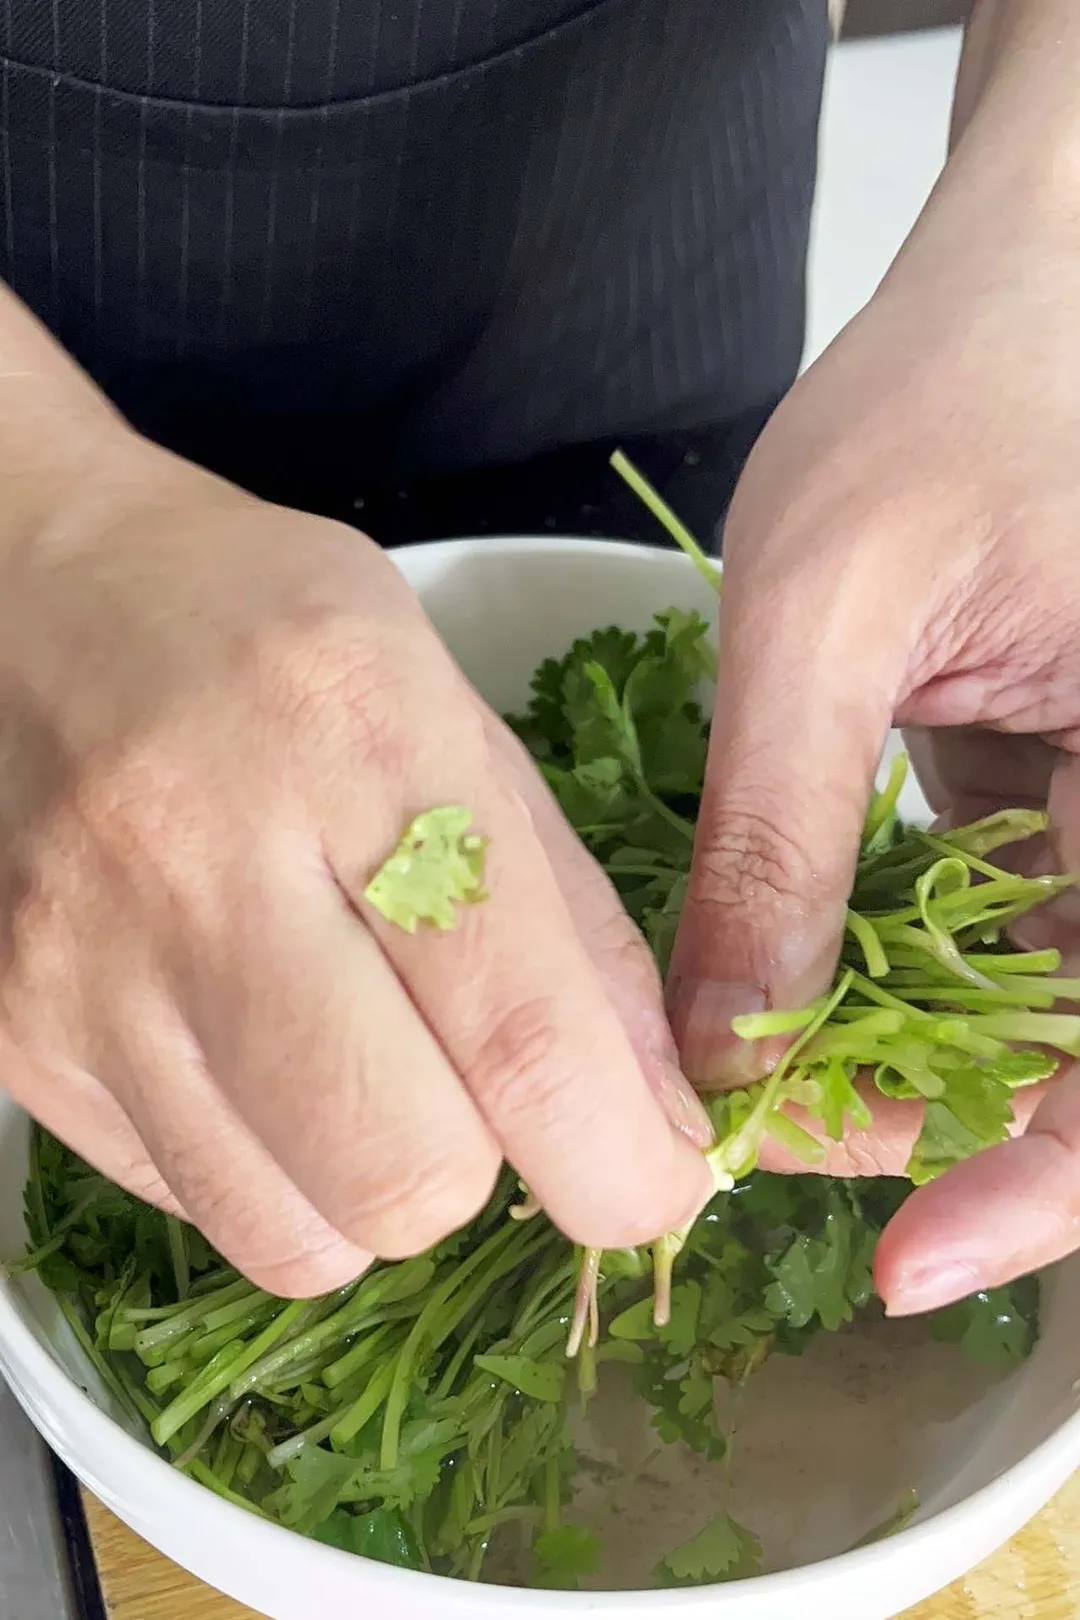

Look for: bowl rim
[1,532,1077,1607]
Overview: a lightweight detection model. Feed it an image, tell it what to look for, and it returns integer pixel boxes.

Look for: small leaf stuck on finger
[365,806,488,933]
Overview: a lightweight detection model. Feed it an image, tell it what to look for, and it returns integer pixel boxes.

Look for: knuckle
[154,1137,370,1295]
[587,903,656,982]
[833,1136,890,1179]
[73,752,181,865]
[153,1131,236,1219]
[333,1139,500,1261]
[463,994,569,1121]
[563,859,634,942]
[693,802,814,916]
[116,1156,178,1210]
[250,612,414,777]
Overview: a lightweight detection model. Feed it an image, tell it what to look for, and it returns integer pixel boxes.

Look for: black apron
[0,0,827,539]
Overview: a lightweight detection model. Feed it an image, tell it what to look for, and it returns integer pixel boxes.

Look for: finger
[488,718,712,1147]
[874,1071,1074,1316]
[1004,752,1080,959]
[905,724,1064,941]
[668,535,909,1089]
[173,831,502,1268]
[756,1086,926,1178]
[0,1030,187,1216]
[104,978,379,1298]
[334,740,711,1253]
[902,724,1055,819]
[755,1078,1043,1177]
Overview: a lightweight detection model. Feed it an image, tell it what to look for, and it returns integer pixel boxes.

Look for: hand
[665,127,1080,1316]
[0,429,712,1295]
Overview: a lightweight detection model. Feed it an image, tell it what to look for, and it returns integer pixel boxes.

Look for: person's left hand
[663,116,1080,1318]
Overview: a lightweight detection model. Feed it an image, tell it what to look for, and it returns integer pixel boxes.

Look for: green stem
[610,450,722,593]
[166,1217,190,1301]
[153,1298,311,1446]
[381,1220,545,1470]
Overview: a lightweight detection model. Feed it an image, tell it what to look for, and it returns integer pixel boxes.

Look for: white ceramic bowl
[2,537,1080,1620]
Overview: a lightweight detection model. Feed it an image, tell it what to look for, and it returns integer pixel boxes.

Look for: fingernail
[666,978,768,1089]
[884,1260,982,1318]
[659,1061,715,1148]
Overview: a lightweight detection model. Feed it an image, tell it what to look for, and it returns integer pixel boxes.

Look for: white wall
[803,26,964,367]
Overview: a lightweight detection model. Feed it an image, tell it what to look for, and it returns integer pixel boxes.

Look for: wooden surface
[82,1476,1080,1620]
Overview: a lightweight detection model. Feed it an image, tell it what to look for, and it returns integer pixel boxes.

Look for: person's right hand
[0,426,711,1295]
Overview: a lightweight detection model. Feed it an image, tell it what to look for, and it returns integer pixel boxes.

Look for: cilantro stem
[567,1247,602,1357]
[862,753,908,848]
[845,910,889,978]
[154,1299,312,1445]
[330,1358,399,1449]
[55,1292,151,1434]
[610,451,722,594]
[167,1216,190,1300]
[381,1220,543,1471]
[322,1321,398,1391]
[639,780,696,843]
[433,1315,490,1401]
[133,1279,258,1352]
[543,1455,561,1535]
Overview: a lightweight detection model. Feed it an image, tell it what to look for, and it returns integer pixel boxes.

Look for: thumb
[874,1065,1080,1316]
[667,536,907,1087]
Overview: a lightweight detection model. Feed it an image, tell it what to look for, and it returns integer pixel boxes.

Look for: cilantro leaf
[905,1060,1018,1185]
[641,870,688,974]
[656,1513,762,1585]
[540,756,630,830]
[509,627,644,764]
[929,1278,1039,1366]
[473,1354,565,1403]
[565,662,643,775]
[764,1201,875,1334]
[635,1349,726,1459]
[532,1525,602,1589]
[364,807,487,932]
[313,1506,424,1569]
[848,1489,920,1551]
[622,612,711,795]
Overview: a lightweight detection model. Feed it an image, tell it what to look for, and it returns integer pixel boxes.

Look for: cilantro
[473,1354,565,1403]
[656,1513,762,1586]
[313,1507,424,1569]
[907,1065,1016,1185]
[635,1348,727,1459]
[764,1198,876,1333]
[929,1278,1039,1366]
[848,1489,920,1551]
[532,1525,602,1589]
[364,807,487,932]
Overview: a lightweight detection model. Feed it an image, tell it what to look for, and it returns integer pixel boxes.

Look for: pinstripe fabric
[0,0,827,523]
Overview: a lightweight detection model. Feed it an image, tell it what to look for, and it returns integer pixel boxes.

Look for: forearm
[0,281,136,534]
[873,0,1080,307]
[951,1,1080,171]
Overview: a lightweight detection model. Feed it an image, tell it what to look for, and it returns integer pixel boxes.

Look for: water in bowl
[487,1312,1008,1589]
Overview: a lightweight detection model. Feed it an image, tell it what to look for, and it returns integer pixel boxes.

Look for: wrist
[0,376,183,559]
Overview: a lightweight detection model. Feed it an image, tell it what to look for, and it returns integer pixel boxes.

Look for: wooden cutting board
[82,1478,1080,1620]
